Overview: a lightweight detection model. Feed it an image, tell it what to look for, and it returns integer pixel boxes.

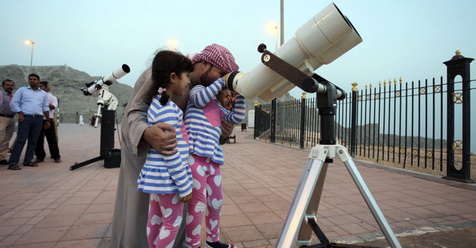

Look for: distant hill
[0,64,133,123]
[0,64,296,124]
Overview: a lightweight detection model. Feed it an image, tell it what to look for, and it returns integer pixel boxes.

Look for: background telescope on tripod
[225,2,362,100]
[81,64,130,127]
[71,64,130,170]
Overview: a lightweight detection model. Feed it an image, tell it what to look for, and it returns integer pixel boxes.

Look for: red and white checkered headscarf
[192,44,239,73]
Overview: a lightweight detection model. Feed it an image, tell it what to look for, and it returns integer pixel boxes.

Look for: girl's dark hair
[144,50,194,105]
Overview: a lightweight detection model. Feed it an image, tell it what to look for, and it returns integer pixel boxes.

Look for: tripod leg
[298,160,330,245]
[69,156,103,170]
[276,146,329,248]
[336,146,402,248]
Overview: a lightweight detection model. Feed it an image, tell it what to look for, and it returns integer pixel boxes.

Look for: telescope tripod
[70,109,121,170]
[275,144,402,248]
[252,43,402,247]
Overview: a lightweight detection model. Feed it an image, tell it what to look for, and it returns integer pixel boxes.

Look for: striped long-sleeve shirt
[185,78,246,165]
[137,95,193,197]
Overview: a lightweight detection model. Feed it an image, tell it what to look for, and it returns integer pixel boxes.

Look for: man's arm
[10,88,23,122]
[42,92,50,114]
[17,112,25,122]
[9,87,22,113]
[50,95,58,110]
[43,111,51,129]
[41,93,50,128]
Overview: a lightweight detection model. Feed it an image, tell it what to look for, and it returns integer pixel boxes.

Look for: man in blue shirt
[8,74,50,170]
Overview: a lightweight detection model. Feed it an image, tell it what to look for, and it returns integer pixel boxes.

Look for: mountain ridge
[0,64,133,123]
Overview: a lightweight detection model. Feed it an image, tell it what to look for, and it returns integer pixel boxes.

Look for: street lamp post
[25,40,35,67]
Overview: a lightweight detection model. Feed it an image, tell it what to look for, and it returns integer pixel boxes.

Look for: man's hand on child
[144,123,178,155]
[221,120,233,137]
[219,120,234,145]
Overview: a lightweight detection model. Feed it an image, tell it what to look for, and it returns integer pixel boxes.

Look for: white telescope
[227,3,362,101]
[80,64,130,127]
[82,64,130,95]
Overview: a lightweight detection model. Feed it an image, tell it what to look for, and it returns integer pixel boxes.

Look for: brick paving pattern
[0,124,474,247]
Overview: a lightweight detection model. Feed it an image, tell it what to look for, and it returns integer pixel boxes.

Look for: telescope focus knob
[257,43,267,53]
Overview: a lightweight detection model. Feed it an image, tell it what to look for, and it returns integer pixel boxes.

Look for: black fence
[254,52,475,182]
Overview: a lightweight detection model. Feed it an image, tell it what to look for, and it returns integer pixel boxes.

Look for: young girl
[136,50,194,248]
[184,76,246,248]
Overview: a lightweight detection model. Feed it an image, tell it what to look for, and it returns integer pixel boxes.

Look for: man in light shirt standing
[35,80,61,163]
[8,74,50,170]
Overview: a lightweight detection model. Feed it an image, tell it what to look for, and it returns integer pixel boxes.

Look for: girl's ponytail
[158,87,169,105]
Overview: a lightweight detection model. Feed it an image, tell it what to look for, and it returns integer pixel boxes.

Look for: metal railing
[254,52,475,182]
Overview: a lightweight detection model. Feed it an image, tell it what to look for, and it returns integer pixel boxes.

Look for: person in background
[79,113,84,125]
[35,81,61,163]
[8,74,50,170]
[111,44,238,248]
[0,79,15,165]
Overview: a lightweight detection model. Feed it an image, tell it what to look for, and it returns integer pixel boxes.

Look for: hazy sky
[1,0,476,99]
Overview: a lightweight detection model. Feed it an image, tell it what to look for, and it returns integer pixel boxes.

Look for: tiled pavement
[0,123,475,248]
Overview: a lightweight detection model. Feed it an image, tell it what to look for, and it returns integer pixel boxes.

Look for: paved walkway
[0,123,475,248]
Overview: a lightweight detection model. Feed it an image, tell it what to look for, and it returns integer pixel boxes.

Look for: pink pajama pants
[147,193,184,248]
[186,155,223,248]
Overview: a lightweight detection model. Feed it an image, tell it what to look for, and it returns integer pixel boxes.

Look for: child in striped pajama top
[184,76,246,248]
[136,50,194,248]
